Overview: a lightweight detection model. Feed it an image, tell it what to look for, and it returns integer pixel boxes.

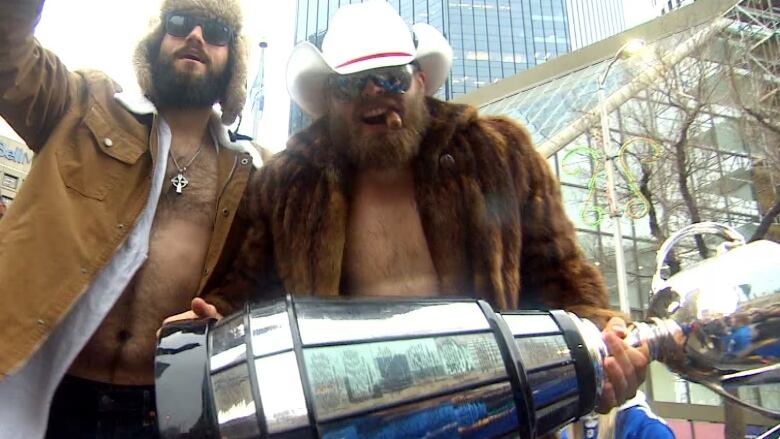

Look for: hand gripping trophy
[155,222,780,438]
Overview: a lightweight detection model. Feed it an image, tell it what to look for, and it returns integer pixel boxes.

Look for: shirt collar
[114,91,157,115]
[113,91,262,168]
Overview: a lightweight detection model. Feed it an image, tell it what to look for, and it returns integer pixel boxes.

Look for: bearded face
[150,34,231,109]
[326,71,431,170]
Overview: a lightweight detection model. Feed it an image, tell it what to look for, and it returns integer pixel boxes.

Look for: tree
[615,30,779,268]
[607,8,780,436]
[720,8,780,242]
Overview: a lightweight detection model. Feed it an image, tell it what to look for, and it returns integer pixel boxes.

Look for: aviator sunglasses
[327,64,418,101]
[164,13,234,47]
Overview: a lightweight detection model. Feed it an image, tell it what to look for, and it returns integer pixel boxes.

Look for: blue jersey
[560,398,675,439]
[616,402,676,439]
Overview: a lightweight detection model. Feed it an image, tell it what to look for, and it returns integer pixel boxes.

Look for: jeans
[45,375,159,439]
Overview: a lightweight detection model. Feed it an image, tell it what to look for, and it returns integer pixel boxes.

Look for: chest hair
[344,167,440,296]
[159,145,219,224]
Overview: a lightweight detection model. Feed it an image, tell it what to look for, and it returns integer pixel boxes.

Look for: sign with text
[0,139,32,166]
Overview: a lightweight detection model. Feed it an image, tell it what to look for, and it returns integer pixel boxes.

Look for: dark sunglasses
[327,64,417,101]
[164,13,234,46]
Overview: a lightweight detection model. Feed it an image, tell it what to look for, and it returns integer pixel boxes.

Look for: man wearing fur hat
[0,0,259,436]
[222,0,648,424]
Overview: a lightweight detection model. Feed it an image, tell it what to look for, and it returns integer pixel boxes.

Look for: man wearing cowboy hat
[222,0,648,421]
[0,0,262,436]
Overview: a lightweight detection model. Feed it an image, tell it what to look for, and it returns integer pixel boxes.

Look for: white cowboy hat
[286,0,454,118]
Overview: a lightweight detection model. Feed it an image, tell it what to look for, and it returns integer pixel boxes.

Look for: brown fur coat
[220,98,615,324]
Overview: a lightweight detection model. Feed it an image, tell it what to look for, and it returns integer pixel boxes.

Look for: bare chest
[69,147,220,383]
[343,169,439,297]
[131,146,221,322]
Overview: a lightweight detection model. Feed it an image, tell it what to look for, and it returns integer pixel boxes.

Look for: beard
[328,92,431,170]
[150,49,230,109]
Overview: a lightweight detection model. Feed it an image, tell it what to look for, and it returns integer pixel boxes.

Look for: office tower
[645,0,698,15]
[0,134,32,208]
[565,0,625,50]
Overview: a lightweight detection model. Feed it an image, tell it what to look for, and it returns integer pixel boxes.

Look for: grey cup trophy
[625,221,780,419]
[154,222,779,438]
[155,298,607,438]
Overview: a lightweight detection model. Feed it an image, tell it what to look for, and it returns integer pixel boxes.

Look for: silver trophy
[155,222,779,438]
[625,222,780,419]
[155,298,606,438]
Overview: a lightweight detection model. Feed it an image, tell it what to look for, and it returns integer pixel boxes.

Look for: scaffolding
[724,0,780,227]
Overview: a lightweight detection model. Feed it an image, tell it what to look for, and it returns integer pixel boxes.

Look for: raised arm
[0,0,80,151]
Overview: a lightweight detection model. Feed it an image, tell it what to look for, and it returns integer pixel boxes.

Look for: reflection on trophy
[155,222,779,438]
[626,222,780,419]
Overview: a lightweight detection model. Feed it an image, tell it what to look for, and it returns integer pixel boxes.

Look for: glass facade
[289,0,625,133]
[566,0,625,50]
[472,0,780,435]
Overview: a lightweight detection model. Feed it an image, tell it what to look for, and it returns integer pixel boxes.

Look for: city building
[565,0,625,50]
[0,133,33,210]
[457,0,779,436]
[640,0,698,17]
[289,0,626,133]
[654,0,697,15]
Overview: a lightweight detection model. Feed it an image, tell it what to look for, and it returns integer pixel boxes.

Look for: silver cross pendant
[171,173,189,194]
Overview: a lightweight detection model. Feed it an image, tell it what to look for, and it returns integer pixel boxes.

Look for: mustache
[353,97,402,115]
[174,45,210,64]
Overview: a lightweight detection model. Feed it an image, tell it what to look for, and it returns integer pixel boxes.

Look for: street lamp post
[250,39,269,140]
[596,39,645,317]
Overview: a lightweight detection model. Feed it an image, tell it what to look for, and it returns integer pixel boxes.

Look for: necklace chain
[170,138,207,194]
[170,139,206,173]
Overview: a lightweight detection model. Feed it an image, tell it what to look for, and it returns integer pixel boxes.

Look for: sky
[0,0,659,150]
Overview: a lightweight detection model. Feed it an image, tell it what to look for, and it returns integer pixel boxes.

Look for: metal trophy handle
[627,222,780,419]
[650,221,746,293]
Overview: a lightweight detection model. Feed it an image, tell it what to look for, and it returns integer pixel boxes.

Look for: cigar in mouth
[386,111,403,129]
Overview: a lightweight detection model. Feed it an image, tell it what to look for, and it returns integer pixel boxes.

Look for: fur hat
[133,0,248,125]
[286,0,453,118]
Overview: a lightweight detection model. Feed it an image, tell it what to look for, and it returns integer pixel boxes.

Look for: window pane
[2,174,18,189]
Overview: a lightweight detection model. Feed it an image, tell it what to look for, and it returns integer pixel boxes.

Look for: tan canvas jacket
[0,0,257,378]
